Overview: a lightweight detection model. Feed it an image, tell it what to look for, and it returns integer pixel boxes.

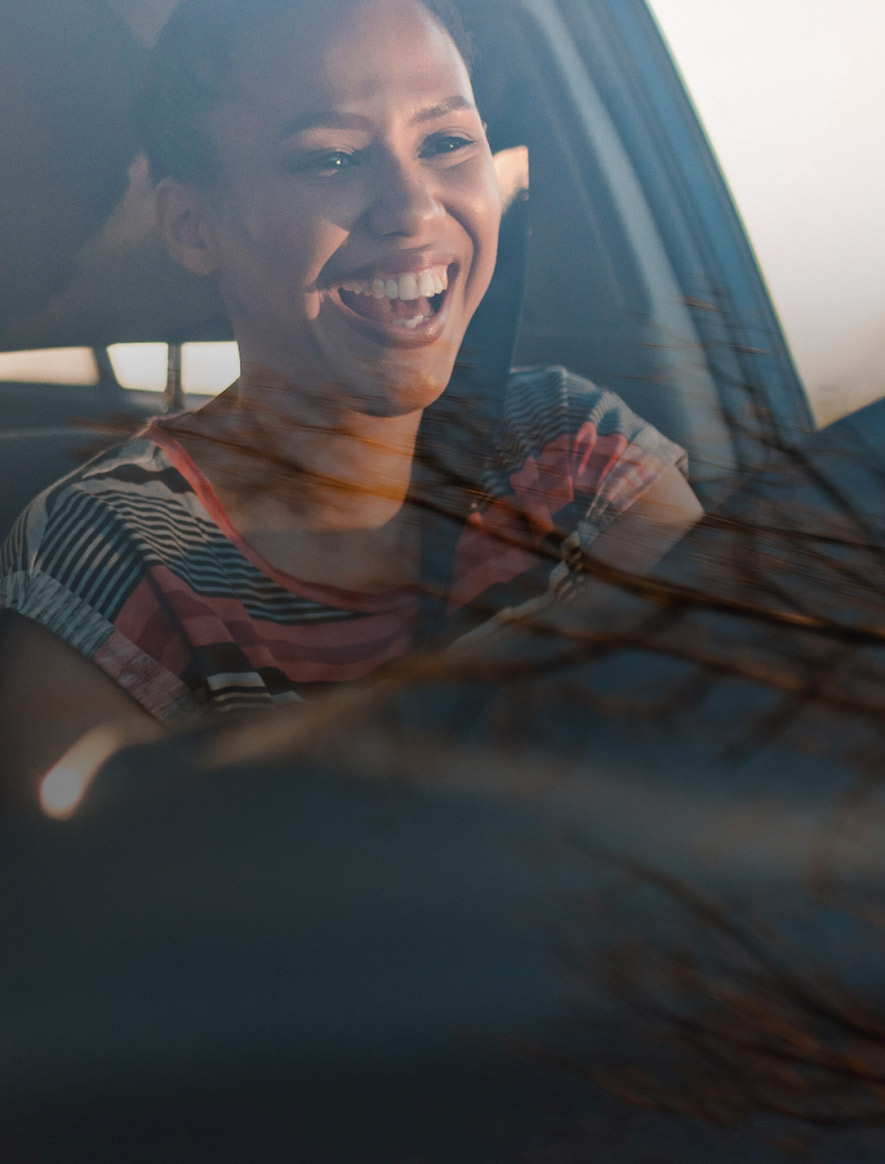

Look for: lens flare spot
[38,723,141,819]
[39,761,92,820]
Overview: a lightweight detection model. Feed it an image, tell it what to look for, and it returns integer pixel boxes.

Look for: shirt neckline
[143,416,418,615]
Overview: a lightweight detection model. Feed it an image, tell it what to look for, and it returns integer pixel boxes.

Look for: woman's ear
[154,178,220,276]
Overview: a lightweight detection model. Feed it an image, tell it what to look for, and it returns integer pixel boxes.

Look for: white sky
[649,0,885,421]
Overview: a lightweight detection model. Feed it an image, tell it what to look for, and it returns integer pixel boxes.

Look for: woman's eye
[421,134,475,160]
[288,150,359,177]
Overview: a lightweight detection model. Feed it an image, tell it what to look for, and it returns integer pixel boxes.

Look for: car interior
[0,4,843,1159]
[0,0,814,545]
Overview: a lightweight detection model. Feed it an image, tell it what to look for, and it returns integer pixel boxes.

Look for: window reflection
[0,342,240,397]
[0,347,98,386]
[107,342,168,391]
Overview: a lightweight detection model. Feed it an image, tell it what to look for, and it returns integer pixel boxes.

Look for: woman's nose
[367,158,443,238]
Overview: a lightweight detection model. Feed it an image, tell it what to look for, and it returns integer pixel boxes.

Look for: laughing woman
[0,0,701,790]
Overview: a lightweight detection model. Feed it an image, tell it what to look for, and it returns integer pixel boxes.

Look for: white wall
[649,0,885,423]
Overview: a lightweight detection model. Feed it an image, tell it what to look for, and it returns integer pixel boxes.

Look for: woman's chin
[347,366,451,419]
[317,343,458,418]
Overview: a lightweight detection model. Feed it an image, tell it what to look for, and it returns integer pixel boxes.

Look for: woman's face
[199,0,501,415]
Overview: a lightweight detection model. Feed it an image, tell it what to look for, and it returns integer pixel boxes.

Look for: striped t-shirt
[0,368,686,724]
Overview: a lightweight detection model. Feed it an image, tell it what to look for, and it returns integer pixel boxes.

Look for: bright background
[2,1,882,422]
[649,0,885,423]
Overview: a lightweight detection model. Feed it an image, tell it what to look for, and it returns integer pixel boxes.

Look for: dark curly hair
[135,0,475,186]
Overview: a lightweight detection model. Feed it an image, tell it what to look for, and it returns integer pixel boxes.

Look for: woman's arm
[587,464,703,575]
[0,612,163,807]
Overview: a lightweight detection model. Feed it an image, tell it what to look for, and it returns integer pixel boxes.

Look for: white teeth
[398,274,419,301]
[393,315,431,329]
[418,270,435,298]
[339,265,450,301]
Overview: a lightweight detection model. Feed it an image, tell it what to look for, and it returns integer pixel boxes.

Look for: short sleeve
[0,481,198,725]
[495,366,688,550]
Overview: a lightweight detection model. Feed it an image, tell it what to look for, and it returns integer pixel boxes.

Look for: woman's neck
[177,363,425,533]
[162,362,432,592]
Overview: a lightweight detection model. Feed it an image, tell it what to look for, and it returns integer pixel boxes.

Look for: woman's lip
[326,275,455,347]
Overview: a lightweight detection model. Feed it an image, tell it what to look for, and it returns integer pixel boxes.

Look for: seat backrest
[0,429,116,541]
[0,381,157,543]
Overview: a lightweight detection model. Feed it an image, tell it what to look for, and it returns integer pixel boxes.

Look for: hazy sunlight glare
[649,0,885,420]
[182,342,241,395]
[108,342,169,392]
[0,348,98,385]
[107,342,239,395]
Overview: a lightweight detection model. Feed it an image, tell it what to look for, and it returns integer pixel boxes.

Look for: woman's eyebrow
[278,111,373,138]
[410,96,477,124]
[278,96,477,139]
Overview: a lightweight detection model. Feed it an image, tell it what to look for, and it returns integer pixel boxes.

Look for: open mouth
[335,264,449,331]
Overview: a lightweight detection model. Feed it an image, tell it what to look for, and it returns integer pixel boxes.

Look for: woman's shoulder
[504,365,644,434]
[53,432,192,500]
[1,434,197,569]
[500,365,687,469]
[53,431,192,502]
